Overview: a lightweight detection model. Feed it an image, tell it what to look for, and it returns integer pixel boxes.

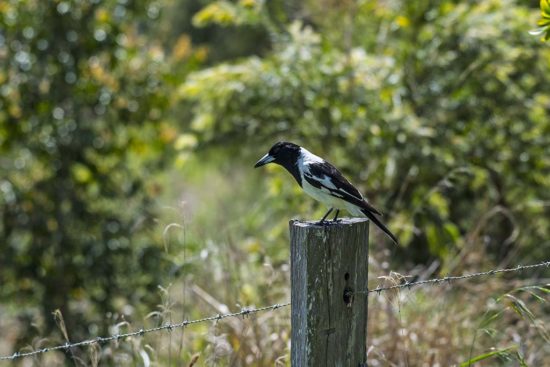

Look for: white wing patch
[323,187,344,197]
[336,185,363,201]
[304,169,363,201]
[316,174,338,190]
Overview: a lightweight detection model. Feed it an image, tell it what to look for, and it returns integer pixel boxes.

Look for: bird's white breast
[301,178,344,207]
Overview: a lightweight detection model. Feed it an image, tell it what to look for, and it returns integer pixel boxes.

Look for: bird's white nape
[298,147,324,165]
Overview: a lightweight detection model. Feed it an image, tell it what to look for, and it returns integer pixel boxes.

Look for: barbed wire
[356,260,550,295]
[0,303,290,362]
[1,260,548,362]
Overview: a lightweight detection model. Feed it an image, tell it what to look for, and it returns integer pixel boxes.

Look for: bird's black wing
[304,161,382,216]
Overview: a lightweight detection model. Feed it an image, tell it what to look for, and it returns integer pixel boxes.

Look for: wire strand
[0,260,548,361]
[357,260,550,295]
[0,303,290,361]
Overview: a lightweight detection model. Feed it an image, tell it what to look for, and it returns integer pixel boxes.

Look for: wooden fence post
[290,218,369,367]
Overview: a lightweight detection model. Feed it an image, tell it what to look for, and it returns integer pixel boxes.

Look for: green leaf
[535,0,550,41]
[504,294,536,321]
[459,347,515,367]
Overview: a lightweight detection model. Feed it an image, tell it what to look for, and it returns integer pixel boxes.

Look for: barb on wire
[1,259,548,362]
[357,260,550,295]
[0,302,290,362]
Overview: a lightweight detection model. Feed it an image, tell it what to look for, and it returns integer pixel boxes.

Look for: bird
[254,141,398,244]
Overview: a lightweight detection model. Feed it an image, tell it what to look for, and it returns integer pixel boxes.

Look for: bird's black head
[254,141,301,169]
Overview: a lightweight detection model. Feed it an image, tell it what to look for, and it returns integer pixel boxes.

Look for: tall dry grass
[1,162,548,366]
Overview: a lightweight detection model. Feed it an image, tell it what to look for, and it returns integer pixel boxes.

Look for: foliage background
[0,0,549,366]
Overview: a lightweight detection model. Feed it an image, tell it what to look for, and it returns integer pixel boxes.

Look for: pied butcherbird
[254,141,398,244]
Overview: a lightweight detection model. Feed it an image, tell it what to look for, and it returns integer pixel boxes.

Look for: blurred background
[0,0,549,365]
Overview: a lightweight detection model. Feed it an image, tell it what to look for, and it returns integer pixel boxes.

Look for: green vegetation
[0,0,548,366]
[532,0,550,40]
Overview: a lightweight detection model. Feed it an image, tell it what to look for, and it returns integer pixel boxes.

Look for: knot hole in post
[343,272,354,307]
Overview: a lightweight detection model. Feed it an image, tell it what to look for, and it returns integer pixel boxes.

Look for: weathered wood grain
[290,218,369,367]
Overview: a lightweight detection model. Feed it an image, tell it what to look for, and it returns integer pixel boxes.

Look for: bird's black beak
[254,153,275,168]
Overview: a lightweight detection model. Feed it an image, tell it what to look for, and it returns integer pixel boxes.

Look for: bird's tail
[361,208,399,245]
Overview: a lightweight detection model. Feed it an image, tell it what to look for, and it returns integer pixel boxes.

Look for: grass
[0,157,548,366]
